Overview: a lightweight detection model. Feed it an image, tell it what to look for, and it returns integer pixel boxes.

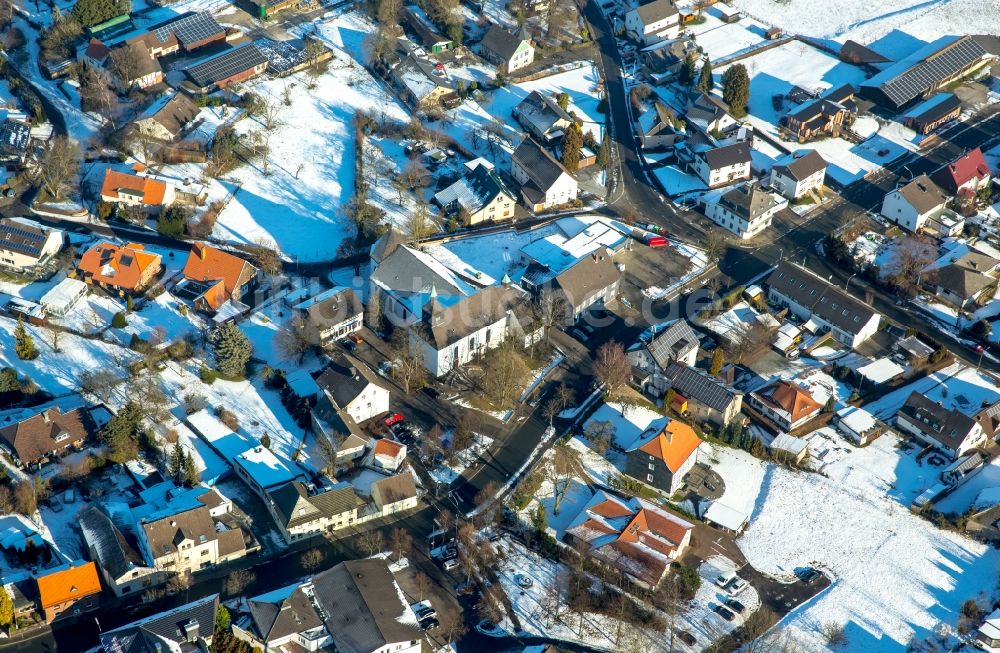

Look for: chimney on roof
[182,618,199,642]
[197,244,207,259]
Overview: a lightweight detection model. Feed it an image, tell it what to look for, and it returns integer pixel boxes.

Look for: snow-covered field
[729,0,1000,44]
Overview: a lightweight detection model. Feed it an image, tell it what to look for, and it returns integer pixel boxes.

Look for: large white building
[703,182,785,239]
[880,174,963,236]
[625,0,680,46]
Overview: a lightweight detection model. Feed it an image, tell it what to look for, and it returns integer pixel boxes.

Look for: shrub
[217,407,239,432]
[111,311,127,329]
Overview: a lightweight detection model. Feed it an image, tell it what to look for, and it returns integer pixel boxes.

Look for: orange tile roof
[78,242,162,291]
[182,243,256,309]
[373,439,404,459]
[101,169,169,206]
[766,380,822,424]
[590,498,635,519]
[636,420,702,473]
[37,562,101,609]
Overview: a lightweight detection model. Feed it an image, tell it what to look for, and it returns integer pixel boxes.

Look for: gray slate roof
[632,0,678,25]
[645,320,698,369]
[79,506,145,580]
[719,183,780,220]
[267,481,363,530]
[774,150,827,182]
[663,362,742,413]
[551,250,621,310]
[480,23,527,61]
[312,559,421,653]
[249,585,325,643]
[895,175,949,214]
[315,356,388,411]
[99,594,219,653]
[433,162,515,214]
[899,392,977,452]
[512,137,572,195]
[701,141,751,170]
[765,260,880,337]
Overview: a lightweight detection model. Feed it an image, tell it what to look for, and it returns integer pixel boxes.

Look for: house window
[646,474,654,482]
[648,463,655,471]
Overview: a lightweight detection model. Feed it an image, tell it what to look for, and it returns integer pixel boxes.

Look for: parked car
[715,572,736,588]
[419,617,439,631]
[442,558,460,571]
[714,604,736,622]
[726,577,748,595]
[725,598,746,614]
[413,604,436,621]
[798,568,823,584]
[675,630,697,646]
[421,386,440,399]
[384,412,405,427]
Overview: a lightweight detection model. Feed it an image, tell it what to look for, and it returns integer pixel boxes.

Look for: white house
[480,24,534,73]
[371,473,419,516]
[315,358,391,425]
[40,278,88,317]
[138,503,246,575]
[880,174,963,235]
[769,150,827,200]
[0,218,64,272]
[79,506,164,598]
[704,182,785,239]
[625,0,680,46]
[627,319,699,392]
[511,138,578,211]
[689,141,751,188]
[368,439,407,474]
[265,481,362,544]
[292,287,364,347]
[765,261,882,349]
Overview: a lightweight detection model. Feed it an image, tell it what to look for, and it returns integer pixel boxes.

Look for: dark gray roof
[905,92,961,124]
[100,594,219,653]
[267,481,363,530]
[141,92,199,138]
[663,362,742,412]
[632,0,678,25]
[295,287,363,331]
[312,559,421,653]
[0,218,54,258]
[372,473,418,504]
[0,120,30,154]
[481,23,527,61]
[186,44,266,87]
[839,40,892,65]
[645,320,698,369]
[765,261,880,336]
[419,284,526,349]
[899,391,977,452]
[434,163,515,213]
[249,585,324,643]
[895,174,949,214]
[701,141,751,170]
[934,262,996,300]
[403,6,450,47]
[719,183,780,220]
[151,11,224,47]
[551,250,621,310]
[774,150,827,182]
[315,356,387,411]
[512,138,572,194]
[79,506,145,580]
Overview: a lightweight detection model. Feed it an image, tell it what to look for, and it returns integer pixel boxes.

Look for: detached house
[880,174,963,236]
[79,506,164,598]
[176,243,258,319]
[625,419,702,494]
[433,160,516,225]
[930,251,999,309]
[747,379,822,431]
[627,319,699,393]
[0,218,64,272]
[368,439,407,473]
[930,147,992,196]
[625,0,680,46]
[480,24,534,74]
[371,473,419,515]
[35,562,102,623]
[99,594,219,653]
[781,84,856,142]
[240,582,331,651]
[704,181,785,239]
[0,406,98,468]
[138,503,247,576]
[265,481,364,543]
[687,141,751,188]
[100,167,175,209]
[292,287,363,347]
[78,242,162,296]
[685,93,736,138]
[530,249,622,323]
[765,260,882,348]
[662,362,744,427]
[769,150,827,200]
[513,91,574,142]
[511,139,579,210]
[565,491,693,588]
[107,42,164,90]
[315,358,391,425]
[133,92,199,142]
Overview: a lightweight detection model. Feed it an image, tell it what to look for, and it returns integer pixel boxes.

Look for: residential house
[628,319,699,393]
[565,491,693,589]
[433,160,517,225]
[480,24,534,73]
[100,167,175,209]
[175,242,259,319]
[411,283,536,376]
[99,594,219,653]
[239,582,332,651]
[233,446,309,502]
[765,260,883,348]
[371,473,419,515]
[265,481,364,543]
[292,287,364,347]
[40,278,88,318]
[389,43,456,109]
[184,44,269,92]
[368,439,407,474]
[138,503,247,576]
[769,150,827,200]
[687,141,751,188]
[529,249,622,323]
[107,42,164,90]
[35,562,102,623]
[403,6,452,53]
[769,432,810,464]
[0,218,64,272]
[903,93,962,134]
[894,372,1000,459]
[781,85,856,141]
[78,242,162,296]
[79,506,164,598]
[510,138,579,211]
[513,91,574,142]
[662,362,744,426]
[977,609,1000,650]
[880,174,964,236]
[369,244,475,327]
[704,181,785,239]
[930,251,999,309]
[930,147,992,196]
[315,357,391,424]
[625,419,702,494]
[0,406,98,468]
[685,92,736,138]
[311,559,422,653]
[133,92,199,142]
[835,405,882,445]
[747,379,822,431]
[638,101,683,150]
[335,434,369,471]
[126,12,226,59]
[625,0,680,46]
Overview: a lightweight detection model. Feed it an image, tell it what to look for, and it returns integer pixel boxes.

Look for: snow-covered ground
[429,432,494,485]
[584,401,666,450]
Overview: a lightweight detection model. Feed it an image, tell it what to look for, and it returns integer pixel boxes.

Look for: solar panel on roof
[187,45,267,87]
[152,12,223,47]
[879,37,987,106]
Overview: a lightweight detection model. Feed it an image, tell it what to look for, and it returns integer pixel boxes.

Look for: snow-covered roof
[234,446,304,491]
[857,358,906,384]
[771,432,810,455]
[975,487,1000,510]
[836,405,877,435]
[702,501,748,532]
[980,609,1000,641]
[40,278,87,310]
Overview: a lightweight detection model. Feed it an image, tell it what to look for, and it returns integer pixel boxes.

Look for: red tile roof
[635,420,702,473]
[931,147,992,195]
[100,169,169,205]
[78,242,161,291]
[182,243,256,311]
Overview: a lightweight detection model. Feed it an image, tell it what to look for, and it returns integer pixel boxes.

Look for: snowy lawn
[653,165,706,196]
[584,401,666,450]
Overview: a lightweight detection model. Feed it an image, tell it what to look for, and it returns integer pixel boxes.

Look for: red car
[384,413,405,427]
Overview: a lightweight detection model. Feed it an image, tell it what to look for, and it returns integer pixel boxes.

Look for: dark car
[422,386,440,399]
[675,630,696,646]
[414,605,436,620]
[714,604,736,622]
[420,617,439,631]
[798,568,822,584]
[339,338,357,352]
[725,598,746,614]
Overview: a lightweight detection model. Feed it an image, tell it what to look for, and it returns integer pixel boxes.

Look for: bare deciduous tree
[32,137,81,201]
[224,569,255,597]
[108,42,150,91]
[548,444,579,515]
[300,548,325,572]
[594,341,632,411]
[389,527,413,562]
[359,529,385,556]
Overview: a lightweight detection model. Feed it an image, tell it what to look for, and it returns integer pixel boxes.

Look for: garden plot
[686,5,769,62]
[212,12,410,262]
